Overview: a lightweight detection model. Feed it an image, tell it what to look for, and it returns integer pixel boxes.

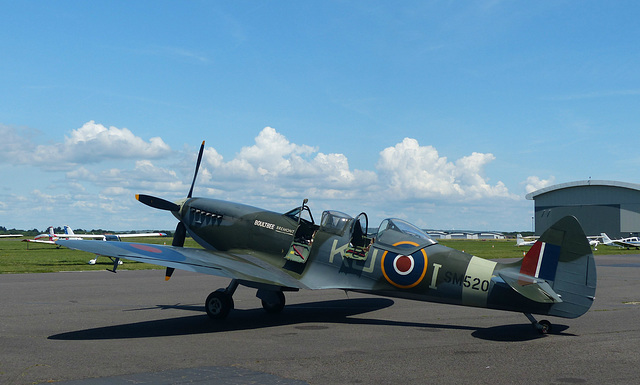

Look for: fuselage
[177,197,554,316]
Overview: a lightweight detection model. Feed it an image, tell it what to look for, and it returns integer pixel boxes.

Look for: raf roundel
[119,242,187,262]
[393,254,414,275]
[381,241,428,289]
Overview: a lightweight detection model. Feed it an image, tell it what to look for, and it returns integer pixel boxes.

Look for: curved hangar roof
[525,180,640,200]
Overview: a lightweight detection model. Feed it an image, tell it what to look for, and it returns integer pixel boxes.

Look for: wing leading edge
[56,240,307,290]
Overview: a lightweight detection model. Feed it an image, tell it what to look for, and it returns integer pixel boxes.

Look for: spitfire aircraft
[59,142,597,334]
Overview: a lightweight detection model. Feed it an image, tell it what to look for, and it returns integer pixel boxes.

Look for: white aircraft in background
[88,231,167,265]
[518,233,599,249]
[23,225,166,265]
[0,234,23,238]
[600,233,640,249]
[23,226,104,245]
[515,234,537,246]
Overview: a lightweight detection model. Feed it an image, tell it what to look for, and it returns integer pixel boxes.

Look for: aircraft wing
[612,240,639,248]
[56,240,307,289]
[63,234,106,239]
[23,239,57,245]
[602,238,633,248]
[600,233,634,248]
[111,232,166,238]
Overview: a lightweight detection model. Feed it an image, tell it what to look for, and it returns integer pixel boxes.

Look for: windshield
[284,205,314,224]
[376,218,436,244]
[320,210,353,235]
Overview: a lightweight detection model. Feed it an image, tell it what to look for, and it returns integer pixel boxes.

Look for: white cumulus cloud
[194,128,515,207]
[30,121,171,170]
[377,138,515,201]
[524,175,556,194]
[201,127,377,196]
[70,160,184,195]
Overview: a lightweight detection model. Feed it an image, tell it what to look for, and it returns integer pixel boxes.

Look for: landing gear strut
[205,280,238,320]
[524,313,552,334]
[205,280,288,319]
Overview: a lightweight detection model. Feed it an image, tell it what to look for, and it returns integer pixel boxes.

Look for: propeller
[187,141,205,199]
[136,194,180,212]
[136,141,206,281]
[165,222,186,280]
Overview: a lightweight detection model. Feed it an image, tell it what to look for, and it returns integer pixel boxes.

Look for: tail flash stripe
[537,243,561,281]
[521,241,561,281]
[535,242,546,278]
[521,241,543,277]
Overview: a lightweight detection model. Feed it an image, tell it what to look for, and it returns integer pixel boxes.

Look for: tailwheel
[538,320,552,334]
[205,290,234,320]
[260,290,285,314]
[524,312,553,335]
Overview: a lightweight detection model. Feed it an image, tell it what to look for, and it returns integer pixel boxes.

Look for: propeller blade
[136,194,180,212]
[172,222,186,247]
[165,267,175,281]
[187,140,205,198]
[143,141,204,285]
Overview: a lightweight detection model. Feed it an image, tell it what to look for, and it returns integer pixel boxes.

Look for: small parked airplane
[519,233,599,250]
[515,234,536,246]
[58,142,597,334]
[0,234,23,238]
[600,233,640,249]
[24,225,166,264]
[23,226,104,245]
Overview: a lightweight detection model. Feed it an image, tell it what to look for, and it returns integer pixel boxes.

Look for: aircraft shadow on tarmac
[48,298,571,342]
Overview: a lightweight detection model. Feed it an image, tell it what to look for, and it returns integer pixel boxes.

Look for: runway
[1,254,639,384]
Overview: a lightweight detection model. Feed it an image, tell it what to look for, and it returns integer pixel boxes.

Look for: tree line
[0,226,172,237]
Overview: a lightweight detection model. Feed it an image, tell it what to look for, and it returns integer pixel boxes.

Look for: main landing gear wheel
[261,291,285,314]
[205,290,234,320]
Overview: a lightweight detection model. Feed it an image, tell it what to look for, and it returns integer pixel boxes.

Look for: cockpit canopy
[375,218,437,248]
[287,204,436,250]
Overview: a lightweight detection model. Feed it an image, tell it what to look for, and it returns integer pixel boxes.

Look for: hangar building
[526,180,640,238]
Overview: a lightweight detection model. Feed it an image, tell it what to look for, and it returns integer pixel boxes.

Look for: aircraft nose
[173,198,189,220]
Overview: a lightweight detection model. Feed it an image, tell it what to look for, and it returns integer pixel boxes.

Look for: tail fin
[600,233,613,245]
[48,226,55,236]
[516,234,524,246]
[501,216,597,318]
[64,225,74,235]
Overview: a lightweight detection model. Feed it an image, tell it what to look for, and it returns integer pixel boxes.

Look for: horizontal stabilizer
[499,271,563,304]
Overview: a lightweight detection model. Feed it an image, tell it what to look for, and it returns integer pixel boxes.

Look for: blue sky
[1,1,639,232]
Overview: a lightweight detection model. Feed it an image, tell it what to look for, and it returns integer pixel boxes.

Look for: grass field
[0,237,202,274]
[1,236,638,274]
[438,238,640,258]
